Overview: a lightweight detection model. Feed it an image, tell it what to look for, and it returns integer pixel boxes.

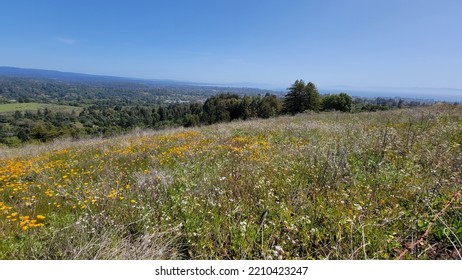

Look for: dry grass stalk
[396,187,462,260]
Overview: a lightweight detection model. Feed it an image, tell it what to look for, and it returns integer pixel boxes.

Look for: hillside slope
[1,105,461,259]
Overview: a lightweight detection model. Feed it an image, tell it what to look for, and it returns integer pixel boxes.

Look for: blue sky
[1,0,462,94]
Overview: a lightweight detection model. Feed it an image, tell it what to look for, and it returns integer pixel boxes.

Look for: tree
[284,80,321,114]
[304,82,322,112]
[257,94,283,118]
[14,110,23,120]
[322,93,352,112]
[184,114,200,127]
[237,96,255,120]
[202,94,241,124]
[284,80,306,114]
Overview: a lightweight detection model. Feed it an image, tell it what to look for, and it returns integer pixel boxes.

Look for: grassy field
[0,105,461,259]
[0,102,82,114]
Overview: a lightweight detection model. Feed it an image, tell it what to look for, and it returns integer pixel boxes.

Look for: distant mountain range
[0,66,280,90]
[1,66,461,101]
[0,66,202,86]
[0,66,281,103]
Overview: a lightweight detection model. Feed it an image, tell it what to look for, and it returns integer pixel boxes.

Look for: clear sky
[1,0,462,91]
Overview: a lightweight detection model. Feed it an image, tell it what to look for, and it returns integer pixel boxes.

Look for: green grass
[0,104,461,259]
[0,103,82,114]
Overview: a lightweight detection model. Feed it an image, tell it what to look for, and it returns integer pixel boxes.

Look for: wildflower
[272,245,285,260]
[36,215,45,220]
[107,189,116,198]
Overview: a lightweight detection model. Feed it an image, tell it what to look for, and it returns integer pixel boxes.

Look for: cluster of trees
[322,93,353,112]
[202,93,282,123]
[284,80,322,114]
[283,80,431,113]
[0,93,283,145]
[283,80,353,114]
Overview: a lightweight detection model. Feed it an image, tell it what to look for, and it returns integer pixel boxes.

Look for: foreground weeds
[1,105,461,259]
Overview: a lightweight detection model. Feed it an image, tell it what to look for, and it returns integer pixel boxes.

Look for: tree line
[284,80,352,113]
[0,93,284,146]
[0,80,430,146]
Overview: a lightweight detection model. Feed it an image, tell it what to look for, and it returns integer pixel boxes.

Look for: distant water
[321,88,462,102]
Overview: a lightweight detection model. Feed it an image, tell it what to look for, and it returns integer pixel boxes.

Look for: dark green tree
[304,82,322,112]
[202,94,241,124]
[284,80,306,114]
[322,92,352,112]
[257,94,283,118]
[184,114,200,127]
[284,80,321,114]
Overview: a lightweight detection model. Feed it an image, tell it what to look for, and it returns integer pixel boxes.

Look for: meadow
[0,103,82,114]
[0,104,461,259]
